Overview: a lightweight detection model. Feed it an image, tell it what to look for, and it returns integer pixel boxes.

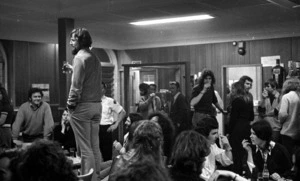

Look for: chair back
[78,168,94,181]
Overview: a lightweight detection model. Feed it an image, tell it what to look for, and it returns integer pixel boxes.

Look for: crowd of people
[1,27,300,181]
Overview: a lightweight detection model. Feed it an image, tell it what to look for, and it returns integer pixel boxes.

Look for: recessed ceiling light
[130,14,214,26]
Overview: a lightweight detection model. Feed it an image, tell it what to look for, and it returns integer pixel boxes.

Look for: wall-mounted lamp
[237,41,246,56]
[232,41,237,46]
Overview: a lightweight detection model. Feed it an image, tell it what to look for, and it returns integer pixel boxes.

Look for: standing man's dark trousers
[99,125,115,161]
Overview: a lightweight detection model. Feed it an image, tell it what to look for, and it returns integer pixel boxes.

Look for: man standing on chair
[67,27,102,181]
[100,82,126,161]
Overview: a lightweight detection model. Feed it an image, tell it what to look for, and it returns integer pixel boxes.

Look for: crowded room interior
[0,0,300,181]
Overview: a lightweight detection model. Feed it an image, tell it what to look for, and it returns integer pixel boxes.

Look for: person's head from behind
[170,130,210,174]
[264,79,278,94]
[169,81,180,96]
[149,84,157,94]
[0,87,10,104]
[139,83,150,96]
[70,27,92,55]
[198,69,216,87]
[19,140,77,181]
[28,87,43,106]
[231,81,246,98]
[109,160,172,181]
[124,113,143,131]
[250,120,272,150]
[239,75,253,92]
[132,120,164,163]
[194,116,219,145]
[0,150,23,181]
[281,78,300,95]
[149,112,175,159]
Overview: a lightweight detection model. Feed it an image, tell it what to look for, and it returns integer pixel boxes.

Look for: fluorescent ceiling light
[130,14,214,26]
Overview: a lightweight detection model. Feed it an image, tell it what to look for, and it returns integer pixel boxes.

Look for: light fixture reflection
[130,14,214,26]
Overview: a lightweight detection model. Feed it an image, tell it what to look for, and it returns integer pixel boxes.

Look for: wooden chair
[78,168,94,181]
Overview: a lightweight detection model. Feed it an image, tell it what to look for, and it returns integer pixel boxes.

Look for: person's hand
[270,173,281,181]
[219,135,231,149]
[62,61,73,73]
[203,83,211,92]
[242,139,252,152]
[208,170,236,181]
[262,89,268,99]
[107,123,118,132]
[221,110,228,115]
[113,140,122,151]
[13,140,23,148]
[61,121,66,133]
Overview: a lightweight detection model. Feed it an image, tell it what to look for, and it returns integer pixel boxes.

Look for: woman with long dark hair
[0,86,14,150]
[190,69,225,128]
[228,81,254,175]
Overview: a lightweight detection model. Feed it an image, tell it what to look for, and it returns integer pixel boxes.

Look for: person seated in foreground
[112,113,143,155]
[170,130,246,181]
[149,112,175,165]
[53,108,76,154]
[18,139,78,181]
[0,149,23,181]
[12,88,54,145]
[194,116,233,180]
[109,120,165,180]
[109,159,172,181]
[242,120,292,180]
[169,130,211,181]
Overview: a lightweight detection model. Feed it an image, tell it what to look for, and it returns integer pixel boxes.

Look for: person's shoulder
[192,84,201,91]
[19,101,30,109]
[41,101,51,107]
[104,96,115,103]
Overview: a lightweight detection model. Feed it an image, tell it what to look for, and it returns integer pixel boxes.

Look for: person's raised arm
[190,83,210,106]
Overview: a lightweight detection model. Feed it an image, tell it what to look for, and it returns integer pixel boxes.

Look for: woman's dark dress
[228,97,254,174]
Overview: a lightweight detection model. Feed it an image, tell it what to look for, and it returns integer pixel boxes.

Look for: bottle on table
[262,163,269,181]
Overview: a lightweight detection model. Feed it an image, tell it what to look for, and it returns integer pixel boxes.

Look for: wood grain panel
[14,41,30,106]
[121,36,299,100]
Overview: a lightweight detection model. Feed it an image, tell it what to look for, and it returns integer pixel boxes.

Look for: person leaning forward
[12,87,54,144]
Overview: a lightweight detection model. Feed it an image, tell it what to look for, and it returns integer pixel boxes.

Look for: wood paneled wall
[1,39,60,122]
[118,37,299,97]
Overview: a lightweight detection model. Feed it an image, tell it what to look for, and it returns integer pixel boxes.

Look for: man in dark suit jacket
[169,81,190,136]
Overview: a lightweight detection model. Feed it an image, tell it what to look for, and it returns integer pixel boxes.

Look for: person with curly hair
[191,69,226,128]
[109,159,172,181]
[149,112,175,164]
[169,130,210,181]
[18,140,78,181]
[278,78,300,157]
[109,120,165,179]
